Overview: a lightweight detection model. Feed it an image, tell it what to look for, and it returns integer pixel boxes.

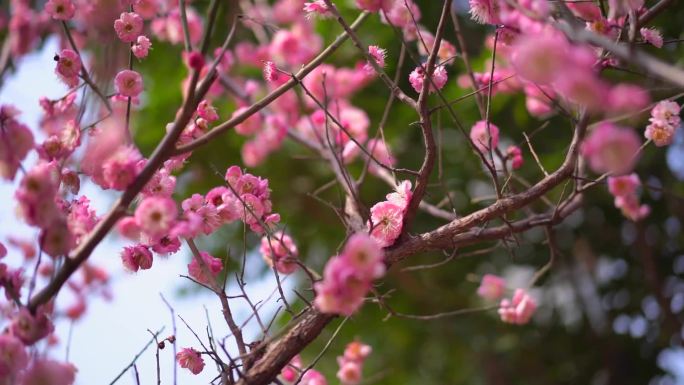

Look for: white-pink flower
[477,274,506,300]
[368,201,403,247]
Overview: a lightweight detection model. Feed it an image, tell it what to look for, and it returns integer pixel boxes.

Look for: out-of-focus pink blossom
[469,120,500,153]
[581,122,641,174]
[260,232,299,275]
[477,274,506,300]
[187,251,223,285]
[498,288,537,325]
[45,0,76,20]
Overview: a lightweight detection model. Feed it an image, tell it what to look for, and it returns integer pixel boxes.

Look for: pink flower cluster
[645,100,681,147]
[260,232,299,275]
[498,288,537,325]
[581,122,642,175]
[607,173,650,221]
[336,341,372,385]
[314,233,385,316]
[177,347,205,375]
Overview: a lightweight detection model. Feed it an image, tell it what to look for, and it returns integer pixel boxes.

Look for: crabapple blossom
[469,0,499,24]
[281,355,302,382]
[114,70,144,98]
[304,1,331,18]
[176,347,205,375]
[0,106,34,180]
[114,12,143,43]
[477,274,506,300]
[498,288,537,325]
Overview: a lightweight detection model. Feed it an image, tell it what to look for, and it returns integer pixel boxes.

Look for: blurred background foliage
[79,0,684,383]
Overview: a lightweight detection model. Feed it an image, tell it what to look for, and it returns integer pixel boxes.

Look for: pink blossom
[608,84,650,113]
[581,122,642,175]
[188,251,223,285]
[151,236,181,255]
[506,145,524,169]
[142,168,176,197]
[477,274,506,300]
[304,1,331,18]
[341,233,385,280]
[281,355,302,382]
[0,242,6,259]
[0,108,34,180]
[117,216,141,240]
[354,0,386,12]
[121,244,153,272]
[314,255,372,316]
[469,0,499,24]
[15,162,61,229]
[302,369,328,385]
[263,61,281,83]
[645,121,677,146]
[177,347,204,374]
[343,341,372,362]
[385,180,413,212]
[20,359,76,385]
[42,219,75,257]
[0,334,28,377]
[45,0,76,20]
[269,23,322,66]
[640,27,663,48]
[55,49,81,87]
[615,194,650,221]
[260,232,299,275]
[102,146,143,190]
[10,307,54,345]
[133,0,159,19]
[337,360,362,385]
[408,65,448,94]
[132,35,152,59]
[366,139,396,175]
[510,33,571,85]
[114,12,143,43]
[563,2,600,20]
[197,100,218,122]
[607,173,640,197]
[469,120,500,153]
[498,288,537,325]
[134,196,178,240]
[364,45,386,74]
[553,69,609,111]
[368,202,403,247]
[651,100,680,123]
[381,0,421,30]
[233,107,263,136]
[115,70,144,98]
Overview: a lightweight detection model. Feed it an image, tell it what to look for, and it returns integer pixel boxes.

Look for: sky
[0,38,292,385]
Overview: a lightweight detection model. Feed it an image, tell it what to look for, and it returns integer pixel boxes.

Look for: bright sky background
[0,38,292,385]
[1,37,684,385]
